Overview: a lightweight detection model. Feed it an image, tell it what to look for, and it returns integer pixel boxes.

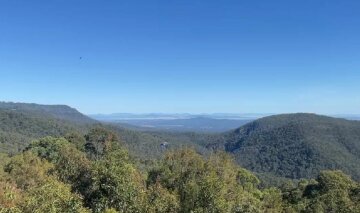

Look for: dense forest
[0,102,208,159]
[210,113,360,183]
[1,102,360,212]
[3,103,360,182]
[1,128,360,212]
[0,102,96,124]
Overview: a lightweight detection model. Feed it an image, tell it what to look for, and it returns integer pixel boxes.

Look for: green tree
[2,150,89,213]
[89,148,147,212]
[146,181,180,213]
[65,131,87,151]
[20,178,89,213]
[4,151,52,190]
[304,170,358,213]
[0,181,22,213]
[26,137,92,198]
[261,187,283,213]
[52,139,91,186]
[85,127,119,160]
[147,149,265,213]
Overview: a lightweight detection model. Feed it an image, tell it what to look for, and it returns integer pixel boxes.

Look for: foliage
[281,170,360,212]
[1,134,360,212]
[84,127,119,160]
[88,148,147,212]
[65,131,87,151]
[20,178,89,213]
[25,137,93,198]
[0,106,91,154]
[146,182,180,213]
[215,113,360,181]
[147,149,282,213]
[1,104,360,212]
[4,151,52,190]
[0,102,96,125]
[0,181,22,213]
[1,150,89,212]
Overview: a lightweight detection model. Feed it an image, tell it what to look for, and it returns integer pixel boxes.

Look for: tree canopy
[1,127,360,212]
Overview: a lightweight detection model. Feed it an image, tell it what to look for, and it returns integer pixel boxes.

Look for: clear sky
[1,0,360,114]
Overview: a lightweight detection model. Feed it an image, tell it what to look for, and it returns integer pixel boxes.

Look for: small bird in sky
[79,57,82,60]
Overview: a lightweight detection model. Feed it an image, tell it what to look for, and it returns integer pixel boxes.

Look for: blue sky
[1,0,360,114]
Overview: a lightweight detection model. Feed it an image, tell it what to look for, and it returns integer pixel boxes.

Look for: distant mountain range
[89,112,360,133]
[89,113,270,132]
[89,112,360,121]
[108,117,252,133]
[89,113,271,121]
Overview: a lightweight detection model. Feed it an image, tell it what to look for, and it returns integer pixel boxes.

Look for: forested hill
[0,104,96,153]
[3,102,360,185]
[0,109,359,212]
[0,102,96,124]
[210,113,360,180]
[0,102,208,158]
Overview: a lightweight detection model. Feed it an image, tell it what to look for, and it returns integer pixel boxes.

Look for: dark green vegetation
[2,134,360,212]
[2,102,360,182]
[2,102,360,212]
[0,103,90,153]
[208,113,360,182]
[0,102,209,160]
[0,102,96,124]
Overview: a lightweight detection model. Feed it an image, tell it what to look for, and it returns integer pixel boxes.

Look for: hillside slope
[3,102,360,183]
[0,102,96,124]
[0,102,209,158]
[0,107,96,153]
[210,113,360,180]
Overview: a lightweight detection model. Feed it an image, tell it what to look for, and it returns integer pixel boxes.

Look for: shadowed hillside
[2,103,360,184]
[0,102,96,124]
[209,113,360,180]
[0,102,209,158]
[0,102,97,153]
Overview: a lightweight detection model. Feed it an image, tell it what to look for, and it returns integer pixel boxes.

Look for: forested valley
[1,130,360,213]
[1,103,360,212]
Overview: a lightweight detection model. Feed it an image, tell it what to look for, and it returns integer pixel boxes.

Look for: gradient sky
[1,0,360,114]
